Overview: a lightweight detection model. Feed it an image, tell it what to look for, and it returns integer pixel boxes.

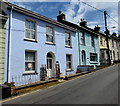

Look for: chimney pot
[80,19,87,27]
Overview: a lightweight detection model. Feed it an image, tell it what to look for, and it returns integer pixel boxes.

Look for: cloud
[8,0,119,34]
[11,2,33,10]
[63,0,118,34]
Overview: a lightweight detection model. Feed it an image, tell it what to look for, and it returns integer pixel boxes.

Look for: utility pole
[104,11,111,65]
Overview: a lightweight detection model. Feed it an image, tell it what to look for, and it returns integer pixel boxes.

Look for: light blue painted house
[57,11,100,68]
[4,2,78,85]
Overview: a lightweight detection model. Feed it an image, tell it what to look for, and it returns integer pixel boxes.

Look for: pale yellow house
[99,32,120,65]
[0,1,8,84]
[110,35,120,63]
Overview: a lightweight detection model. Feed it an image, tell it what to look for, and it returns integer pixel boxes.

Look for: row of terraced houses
[0,1,120,86]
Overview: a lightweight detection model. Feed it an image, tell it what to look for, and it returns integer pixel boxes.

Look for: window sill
[66,69,74,72]
[45,42,55,45]
[24,39,38,43]
[65,45,72,48]
[23,71,38,75]
[90,61,98,64]
[80,44,86,46]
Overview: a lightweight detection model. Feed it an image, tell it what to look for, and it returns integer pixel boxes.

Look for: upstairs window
[100,36,103,45]
[91,35,94,47]
[25,20,36,40]
[112,39,114,47]
[80,32,85,45]
[46,26,54,43]
[65,32,71,47]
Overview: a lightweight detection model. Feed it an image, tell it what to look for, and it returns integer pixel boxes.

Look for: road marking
[0,70,103,104]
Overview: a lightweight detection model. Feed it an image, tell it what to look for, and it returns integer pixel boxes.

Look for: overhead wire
[80,1,119,26]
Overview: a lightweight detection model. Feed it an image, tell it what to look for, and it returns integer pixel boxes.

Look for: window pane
[91,36,94,47]
[31,31,35,39]
[25,29,30,38]
[25,62,35,71]
[66,55,72,69]
[46,26,54,43]
[31,22,35,30]
[80,32,85,45]
[90,53,97,61]
[65,32,71,46]
[25,20,30,29]
[46,27,53,35]
[25,52,35,71]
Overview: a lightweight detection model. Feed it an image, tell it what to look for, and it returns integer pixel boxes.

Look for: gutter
[7,5,13,82]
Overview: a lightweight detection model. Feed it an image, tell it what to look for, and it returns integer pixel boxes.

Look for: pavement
[1,64,119,104]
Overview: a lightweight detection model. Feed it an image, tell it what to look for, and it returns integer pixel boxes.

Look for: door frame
[46,52,55,78]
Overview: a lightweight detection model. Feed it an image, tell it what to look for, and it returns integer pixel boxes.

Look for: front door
[82,50,86,65]
[47,53,55,78]
[47,58,53,78]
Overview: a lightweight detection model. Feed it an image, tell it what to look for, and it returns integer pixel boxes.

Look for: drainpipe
[7,6,13,82]
[77,30,81,65]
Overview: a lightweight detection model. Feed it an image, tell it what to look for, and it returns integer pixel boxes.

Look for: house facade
[0,1,8,84]
[4,2,78,85]
[110,35,120,63]
[57,12,100,67]
[98,32,111,65]
[77,24,100,67]
[99,31,120,65]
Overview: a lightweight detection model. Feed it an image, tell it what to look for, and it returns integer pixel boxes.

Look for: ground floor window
[66,54,72,70]
[90,53,97,62]
[25,51,36,72]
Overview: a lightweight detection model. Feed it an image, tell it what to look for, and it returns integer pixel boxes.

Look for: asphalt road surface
[2,64,119,104]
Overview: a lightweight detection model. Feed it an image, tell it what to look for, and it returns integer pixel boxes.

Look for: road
[2,64,119,104]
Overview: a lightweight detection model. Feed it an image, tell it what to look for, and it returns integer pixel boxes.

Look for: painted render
[98,32,120,65]
[4,6,78,85]
[110,36,120,63]
[0,15,7,84]
[57,13,100,67]
[78,31,100,66]
[0,0,8,84]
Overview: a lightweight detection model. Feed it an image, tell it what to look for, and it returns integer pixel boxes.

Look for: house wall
[78,30,100,66]
[4,10,78,84]
[0,18,7,84]
[110,38,119,62]
[98,35,110,65]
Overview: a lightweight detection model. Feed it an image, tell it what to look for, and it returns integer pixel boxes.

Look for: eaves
[6,2,77,32]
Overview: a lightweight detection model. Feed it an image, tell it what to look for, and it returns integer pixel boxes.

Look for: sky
[8,0,119,35]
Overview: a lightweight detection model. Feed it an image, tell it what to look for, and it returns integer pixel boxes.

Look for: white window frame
[90,53,97,62]
[66,54,72,70]
[65,32,71,47]
[80,32,85,45]
[46,25,55,44]
[24,51,36,74]
[25,19,36,41]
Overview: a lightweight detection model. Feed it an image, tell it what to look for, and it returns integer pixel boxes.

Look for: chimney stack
[57,10,66,22]
[80,18,87,27]
[112,32,117,37]
[94,25,100,32]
